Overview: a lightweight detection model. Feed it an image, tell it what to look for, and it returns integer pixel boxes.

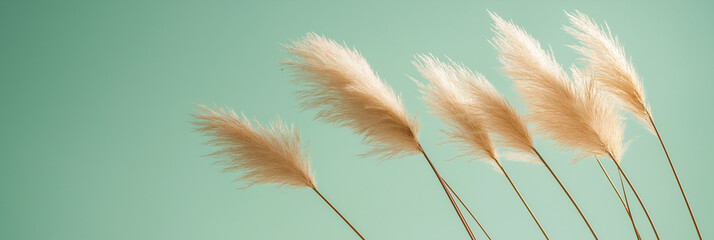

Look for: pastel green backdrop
[1,0,712,239]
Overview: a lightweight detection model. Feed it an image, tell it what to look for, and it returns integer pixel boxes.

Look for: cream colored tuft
[456,62,535,156]
[193,105,316,188]
[572,68,626,162]
[412,54,497,162]
[283,33,421,159]
[490,12,625,162]
[565,11,653,133]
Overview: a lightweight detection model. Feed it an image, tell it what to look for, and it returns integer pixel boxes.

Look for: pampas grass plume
[565,11,653,132]
[282,33,421,159]
[192,105,316,188]
[490,12,625,162]
[412,54,498,162]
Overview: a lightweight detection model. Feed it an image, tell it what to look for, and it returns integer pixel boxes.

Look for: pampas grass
[564,11,652,132]
[186,10,700,239]
[192,105,364,239]
[193,105,316,188]
[415,54,598,238]
[413,55,497,162]
[566,11,701,239]
[490,12,661,239]
[283,33,479,239]
[490,12,624,162]
[282,33,420,159]
[460,67,534,156]
[413,55,549,240]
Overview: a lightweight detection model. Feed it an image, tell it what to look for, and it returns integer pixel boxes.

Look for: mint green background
[1,0,712,239]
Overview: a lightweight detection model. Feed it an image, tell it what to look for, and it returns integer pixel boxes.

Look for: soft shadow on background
[1,0,712,239]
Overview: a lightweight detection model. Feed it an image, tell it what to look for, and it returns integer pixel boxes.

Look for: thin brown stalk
[649,116,701,239]
[619,172,630,216]
[533,149,596,239]
[617,170,641,239]
[494,160,550,240]
[312,187,365,240]
[595,157,640,239]
[609,153,660,240]
[444,179,492,240]
[595,158,627,210]
[420,149,477,240]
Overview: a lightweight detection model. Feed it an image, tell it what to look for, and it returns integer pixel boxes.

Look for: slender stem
[621,170,641,240]
[419,148,477,240]
[595,157,640,239]
[609,154,660,240]
[312,187,365,240]
[595,158,627,210]
[619,172,631,218]
[532,149,597,239]
[444,179,492,240]
[494,160,550,240]
[649,115,702,239]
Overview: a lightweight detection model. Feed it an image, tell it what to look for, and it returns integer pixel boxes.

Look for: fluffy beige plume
[568,12,702,238]
[490,12,625,162]
[415,57,552,238]
[192,105,316,188]
[283,33,421,159]
[565,11,653,132]
[412,54,497,162]
[456,62,535,156]
[572,68,626,161]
